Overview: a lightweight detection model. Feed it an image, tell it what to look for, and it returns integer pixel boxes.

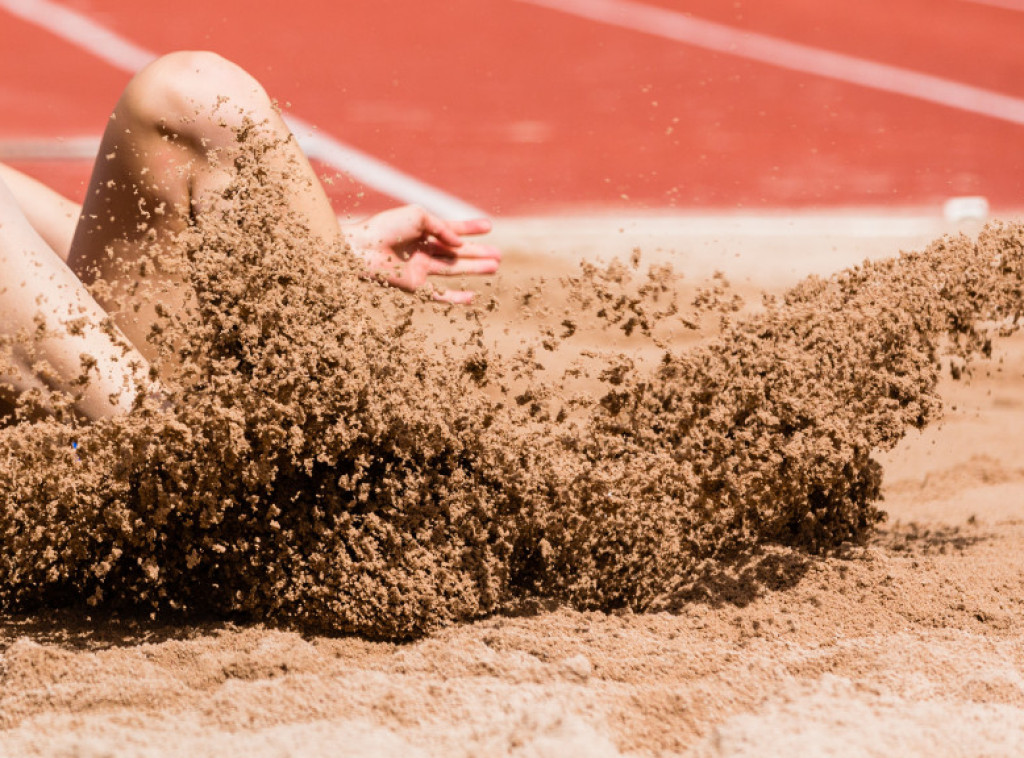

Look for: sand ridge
[1,515,1023,755]
[1,125,1023,640]
[2,125,1024,755]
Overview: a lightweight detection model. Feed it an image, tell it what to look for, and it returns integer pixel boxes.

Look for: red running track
[2,0,1023,215]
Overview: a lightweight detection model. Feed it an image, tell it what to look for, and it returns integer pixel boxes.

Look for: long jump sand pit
[2,206,1024,756]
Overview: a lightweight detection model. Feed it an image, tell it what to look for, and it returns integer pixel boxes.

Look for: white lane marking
[282,115,486,220]
[494,213,955,240]
[0,137,101,160]
[0,0,485,218]
[490,213,996,288]
[515,0,1024,126]
[0,0,154,70]
[959,0,1024,11]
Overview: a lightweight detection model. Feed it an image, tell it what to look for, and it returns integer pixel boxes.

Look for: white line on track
[515,0,1024,127]
[958,0,1024,11]
[496,212,953,239]
[0,137,101,160]
[0,0,485,219]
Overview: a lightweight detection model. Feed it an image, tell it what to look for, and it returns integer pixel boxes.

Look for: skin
[0,51,501,421]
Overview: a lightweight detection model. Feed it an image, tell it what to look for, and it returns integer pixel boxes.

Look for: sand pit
[3,139,1024,755]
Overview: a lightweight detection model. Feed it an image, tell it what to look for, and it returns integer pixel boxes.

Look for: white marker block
[943,196,990,223]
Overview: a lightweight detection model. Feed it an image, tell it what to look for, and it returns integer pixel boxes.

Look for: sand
[0,220,1021,756]
[3,133,1024,753]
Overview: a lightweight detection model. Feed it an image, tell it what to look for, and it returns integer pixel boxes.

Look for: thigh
[66,78,195,357]
[0,164,80,261]
[66,52,343,359]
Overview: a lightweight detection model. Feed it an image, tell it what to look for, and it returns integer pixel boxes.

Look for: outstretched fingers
[421,213,494,249]
[446,217,493,237]
[425,254,501,277]
[346,206,502,303]
[431,288,477,305]
[420,219,500,304]
[438,240,502,260]
[422,249,500,305]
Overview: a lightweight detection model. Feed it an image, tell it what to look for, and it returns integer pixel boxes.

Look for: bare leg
[0,52,333,422]
[2,51,499,421]
[0,176,142,420]
[0,164,80,261]
[67,51,343,358]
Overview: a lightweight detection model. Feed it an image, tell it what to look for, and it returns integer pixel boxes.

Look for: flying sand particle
[0,125,1021,639]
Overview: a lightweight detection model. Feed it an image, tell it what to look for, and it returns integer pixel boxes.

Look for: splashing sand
[0,129,1022,640]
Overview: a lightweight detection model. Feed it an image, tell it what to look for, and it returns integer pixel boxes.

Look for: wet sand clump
[1,133,1022,639]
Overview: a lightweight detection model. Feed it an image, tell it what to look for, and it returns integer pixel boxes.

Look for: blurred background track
[2,0,1023,218]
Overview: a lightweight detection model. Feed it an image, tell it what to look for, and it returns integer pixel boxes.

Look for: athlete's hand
[342,206,501,304]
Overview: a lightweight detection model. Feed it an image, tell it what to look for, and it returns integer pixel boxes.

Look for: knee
[119,51,276,135]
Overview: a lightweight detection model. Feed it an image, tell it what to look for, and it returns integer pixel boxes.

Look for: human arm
[341,205,501,304]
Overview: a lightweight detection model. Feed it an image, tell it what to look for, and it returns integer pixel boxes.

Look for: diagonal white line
[959,0,1024,11]
[0,0,485,218]
[515,0,1024,127]
[0,136,102,160]
[281,114,486,220]
[0,0,155,70]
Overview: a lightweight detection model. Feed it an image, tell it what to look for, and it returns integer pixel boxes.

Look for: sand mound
[1,126,1022,639]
